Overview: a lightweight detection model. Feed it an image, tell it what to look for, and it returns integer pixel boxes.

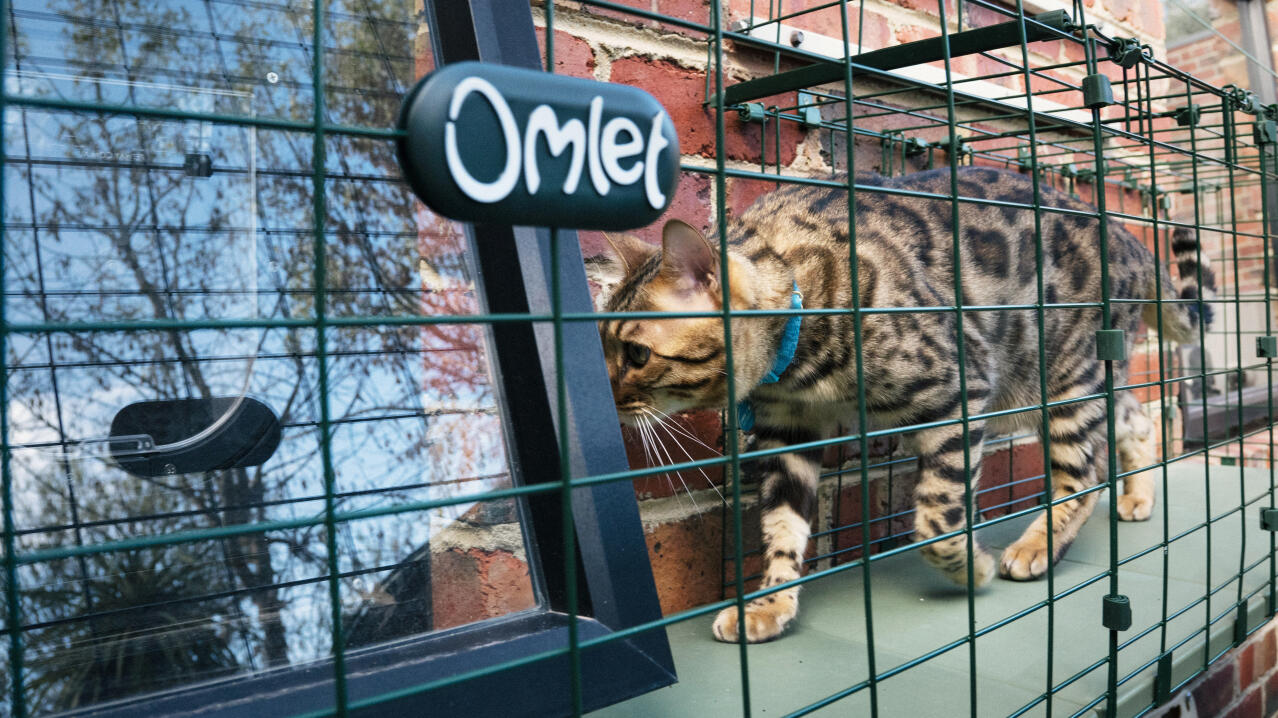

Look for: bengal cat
[585,167,1214,643]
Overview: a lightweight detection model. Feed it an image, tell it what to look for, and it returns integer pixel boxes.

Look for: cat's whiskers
[645,409,726,506]
[642,410,702,515]
[638,414,687,514]
[645,406,722,458]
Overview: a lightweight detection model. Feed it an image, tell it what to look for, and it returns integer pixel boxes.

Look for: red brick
[534,28,596,78]
[726,175,781,219]
[1224,684,1263,718]
[896,24,936,45]
[623,408,724,500]
[1265,659,1278,716]
[1193,663,1237,718]
[1140,0,1165,40]
[644,502,724,614]
[1240,642,1257,690]
[1257,628,1276,674]
[897,0,941,14]
[431,548,535,630]
[608,56,801,166]
[834,476,891,562]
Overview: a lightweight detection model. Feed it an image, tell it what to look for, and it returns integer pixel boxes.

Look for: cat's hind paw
[712,596,796,643]
[1117,494,1153,521]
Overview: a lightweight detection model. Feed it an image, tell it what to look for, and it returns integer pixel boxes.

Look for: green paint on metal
[1095,329,1127,361]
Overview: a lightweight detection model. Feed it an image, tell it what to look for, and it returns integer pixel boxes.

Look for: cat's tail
[1144,226,1216,343]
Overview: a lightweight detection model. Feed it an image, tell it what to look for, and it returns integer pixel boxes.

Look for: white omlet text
[443,77,669,209]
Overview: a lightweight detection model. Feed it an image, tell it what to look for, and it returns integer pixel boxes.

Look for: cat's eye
[624,342,651,368]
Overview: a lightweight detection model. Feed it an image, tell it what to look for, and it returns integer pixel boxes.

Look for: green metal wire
[0,0,22,713]
[3,2,1276,716]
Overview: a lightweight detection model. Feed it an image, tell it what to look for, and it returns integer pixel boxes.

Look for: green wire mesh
[2,0,1277,717]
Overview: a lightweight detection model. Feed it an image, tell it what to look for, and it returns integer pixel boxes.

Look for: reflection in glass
[4,2,537,714]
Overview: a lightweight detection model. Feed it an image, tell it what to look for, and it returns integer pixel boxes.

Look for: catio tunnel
[1,0,1278,717]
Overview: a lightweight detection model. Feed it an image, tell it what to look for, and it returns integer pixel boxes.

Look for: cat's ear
[660,220,718,294]
[583,232,653,310]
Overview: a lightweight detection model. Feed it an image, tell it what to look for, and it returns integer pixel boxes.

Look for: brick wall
[1145,623,1278,718]
[419,4,1278,714]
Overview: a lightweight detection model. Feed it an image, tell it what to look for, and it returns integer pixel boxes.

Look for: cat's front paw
[999,538,1050,580]
[1117,494,1153,521]
[712,597,796,643]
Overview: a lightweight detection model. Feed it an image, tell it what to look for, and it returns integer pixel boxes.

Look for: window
[1,0,673,715]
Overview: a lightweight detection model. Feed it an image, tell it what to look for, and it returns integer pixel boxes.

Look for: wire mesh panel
[1,0,1276,717]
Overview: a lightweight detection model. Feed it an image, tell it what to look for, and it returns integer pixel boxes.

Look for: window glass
[4,1,538,713]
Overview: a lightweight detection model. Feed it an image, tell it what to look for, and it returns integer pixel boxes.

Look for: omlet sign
[397,62,680,230]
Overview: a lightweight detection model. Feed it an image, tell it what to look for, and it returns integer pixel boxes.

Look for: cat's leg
[909,418,996,587]
[712,426,820,643]
[1115,391,1156,521]
[1000,393,1106,579]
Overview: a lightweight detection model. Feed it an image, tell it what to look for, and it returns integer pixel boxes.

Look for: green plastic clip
[1234,604,1249,645]
[796,92,822,129]
[1257,336,1277,358]
[1103,594,1132,631]
[1174,104,1200,127]
[904,137,929,156]
[1096,329,1126,361]
[1083,74,1113,109]
[738,103,766,124]
[1260,508,1278,531]
[1154,652,1173,704]
[1255,121,1278,145]
[1107,37,1144,68]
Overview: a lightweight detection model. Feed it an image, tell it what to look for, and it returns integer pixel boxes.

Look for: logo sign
[397,62,680,230]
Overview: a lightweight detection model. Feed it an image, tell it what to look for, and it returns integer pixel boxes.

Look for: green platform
[596,463,1276,718]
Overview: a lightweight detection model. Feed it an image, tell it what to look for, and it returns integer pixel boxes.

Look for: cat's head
[585,220,748,424]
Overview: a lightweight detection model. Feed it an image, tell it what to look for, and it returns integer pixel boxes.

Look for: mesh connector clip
[1260,508,1278,531]
[1257,336,1277,358]
[1154,652,1174,704]
[184,153,214,178]
[1083,74,1113,109]
[737,103,766,124]
[1255,121,1278,146]
[796,92,822,129]
[1096,329,1126,361]
[1234,603,1249,645]
[1103,594,1132,631]
[1174,105,1200,126]
[1107,37,1144,68]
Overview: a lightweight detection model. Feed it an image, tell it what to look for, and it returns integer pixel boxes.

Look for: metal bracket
[1257,336,1277,358]
[1096,329,1126,361]
[1083,74,1113,109]
[1103,594,1132,631]
[904,137,929,156]
[723,10,1072,105]
[796,91,823,128]
[1261,508,1278,531]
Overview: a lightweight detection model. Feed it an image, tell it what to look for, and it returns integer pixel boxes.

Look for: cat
[585,166,1215,643]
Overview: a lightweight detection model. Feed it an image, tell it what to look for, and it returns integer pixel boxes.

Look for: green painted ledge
[594,463,1276,718]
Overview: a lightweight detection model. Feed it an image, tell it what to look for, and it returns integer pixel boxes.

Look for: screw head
[266,71,279,84]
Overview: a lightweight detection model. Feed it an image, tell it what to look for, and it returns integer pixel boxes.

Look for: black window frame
[59,0,675,715]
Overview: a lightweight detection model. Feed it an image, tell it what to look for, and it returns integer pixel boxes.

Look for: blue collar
[738,282,803,431]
